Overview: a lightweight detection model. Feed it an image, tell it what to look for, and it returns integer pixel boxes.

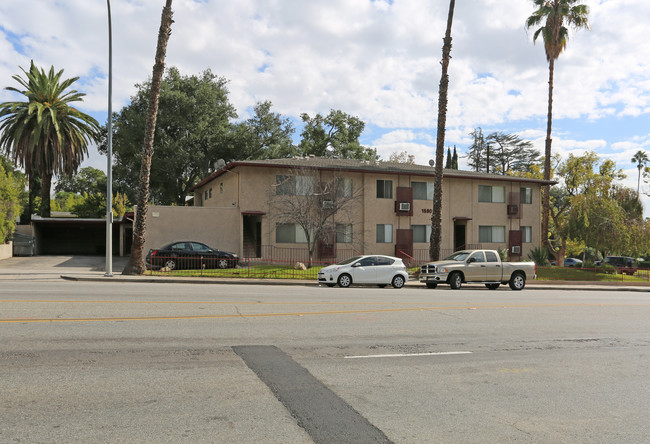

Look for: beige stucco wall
[142,205,240,255]
[184,164,544,261]
[0,242,12,260]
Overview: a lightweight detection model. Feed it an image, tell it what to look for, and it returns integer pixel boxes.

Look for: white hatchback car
[318,255,409,288]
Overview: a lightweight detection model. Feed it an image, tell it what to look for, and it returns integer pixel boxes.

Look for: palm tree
[123,0,174,275]
[0,62,100,217]
[631,150,649,195]
[430,0,455,261]
[525,0,589,250]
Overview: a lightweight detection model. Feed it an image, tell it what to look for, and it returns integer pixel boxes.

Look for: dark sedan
[146,241,239,270]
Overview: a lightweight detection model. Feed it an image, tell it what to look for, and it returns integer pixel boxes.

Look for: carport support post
[105,0,114,277]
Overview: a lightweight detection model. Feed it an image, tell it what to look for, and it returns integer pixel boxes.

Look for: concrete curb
[59,274,650,292]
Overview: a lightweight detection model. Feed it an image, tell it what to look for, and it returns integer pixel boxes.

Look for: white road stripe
[344,351,472,359]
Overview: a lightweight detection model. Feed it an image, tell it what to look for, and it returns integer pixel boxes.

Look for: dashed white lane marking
[344,351,472,359]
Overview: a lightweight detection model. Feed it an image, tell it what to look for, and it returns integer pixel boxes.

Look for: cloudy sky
[1,0,650,210]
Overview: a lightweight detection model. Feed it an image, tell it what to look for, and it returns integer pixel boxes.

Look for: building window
[336,178,353,198]
[376,180,393,199]
[276,175,315,196]
[478,185,505,203]
[209,188,212,198]
[478,225,506,243]
[412,224,432,243]
[412,182,434,200]
[520,187,532,204]
[204,190,208,200]
[275,223,308,243]
[376,224,393,243]
[220,183,224,194]
[522,226,532,243]
[336,223,353,243]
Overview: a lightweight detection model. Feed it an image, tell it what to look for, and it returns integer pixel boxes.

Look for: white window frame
[276,223,309,243]
[336,223,353,243]
[520,187,533,204]
[376,180,393,199]
[522,226,532,243]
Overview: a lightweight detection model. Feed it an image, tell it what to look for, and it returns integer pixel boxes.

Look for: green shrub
[527,246,549,266]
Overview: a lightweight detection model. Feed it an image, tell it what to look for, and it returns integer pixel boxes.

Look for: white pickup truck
[419,249,536,290]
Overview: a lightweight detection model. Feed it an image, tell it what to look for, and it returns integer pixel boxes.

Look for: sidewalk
[1,255,648,291]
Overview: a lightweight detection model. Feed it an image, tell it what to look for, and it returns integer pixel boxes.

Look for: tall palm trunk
[542,58,554,253]
[40,172,52,217]
[123,0,174,275]
[430,0,455,261]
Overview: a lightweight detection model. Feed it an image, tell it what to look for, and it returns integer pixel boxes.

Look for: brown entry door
[395,229,413,262]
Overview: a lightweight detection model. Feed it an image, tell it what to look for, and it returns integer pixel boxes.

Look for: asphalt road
[1,276,649,443]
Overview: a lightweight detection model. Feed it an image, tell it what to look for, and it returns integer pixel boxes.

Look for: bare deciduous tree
[269,167,363,267]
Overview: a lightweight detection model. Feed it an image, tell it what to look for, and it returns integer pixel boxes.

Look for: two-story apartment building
[144,157,551,263]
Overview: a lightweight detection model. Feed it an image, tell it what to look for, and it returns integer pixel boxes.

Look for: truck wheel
[425,282,437,289]
[509,272,526,290]
[485,283,500,290]
[449,272,463,290]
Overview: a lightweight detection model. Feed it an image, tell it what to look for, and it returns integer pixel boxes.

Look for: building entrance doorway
[453,222,466,251]
[243,215,262,258]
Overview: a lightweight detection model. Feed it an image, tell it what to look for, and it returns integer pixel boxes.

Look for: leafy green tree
[231,101,296,160]
[452,146,458,169]
[486,132,541,175]
[445,147,452,168]
[526,0,590,250]
[466,128,487,172]
[102,66,236,206]
[56,166,107,195]
[0,61,100,217]
[0,162,23,243]
[299,109,378,160]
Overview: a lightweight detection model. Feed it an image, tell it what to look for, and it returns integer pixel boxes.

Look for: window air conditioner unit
[399,202,411,211]
[322,200,334,209]
[507,205,519,215]
[511,245,521,254]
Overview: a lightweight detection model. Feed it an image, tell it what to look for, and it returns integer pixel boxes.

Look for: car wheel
[425,282,438,289]
[485,283,500,290]
[326,283,336,288]
[165,258,177,270]
[338,274,352,288]
[217,258,229,269]
[391,275,405,289]
[509,272,526,291]
[449,272,462,290]
[377,284,387,288]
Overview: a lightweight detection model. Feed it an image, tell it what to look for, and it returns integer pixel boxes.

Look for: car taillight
[151,250,159,256]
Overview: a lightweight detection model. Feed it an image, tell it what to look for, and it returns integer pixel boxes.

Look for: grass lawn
[536,266,650,283]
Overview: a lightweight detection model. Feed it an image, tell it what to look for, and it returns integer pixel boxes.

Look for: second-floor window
[478,185,505,203]
[520,187,532,204]
[337,178,353,198]
[412,182,434,200]
[377,180,393,199]
[276,175,315,196]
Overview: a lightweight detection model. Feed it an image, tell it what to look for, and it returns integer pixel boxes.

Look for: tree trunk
[541,58,554,251]
[123,0,174,275]
[40,172,52,218]
[430,0,455,261]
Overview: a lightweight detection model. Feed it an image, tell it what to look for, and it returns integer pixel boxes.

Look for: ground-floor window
[478,225,505,243]
[376,224,393,243]
[336,223,353,243]
[276,223,308,243]
[412,224,432,243]
[522,226,532,243]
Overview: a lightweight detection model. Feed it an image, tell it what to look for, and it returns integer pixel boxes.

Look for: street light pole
[105,0,113,277]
